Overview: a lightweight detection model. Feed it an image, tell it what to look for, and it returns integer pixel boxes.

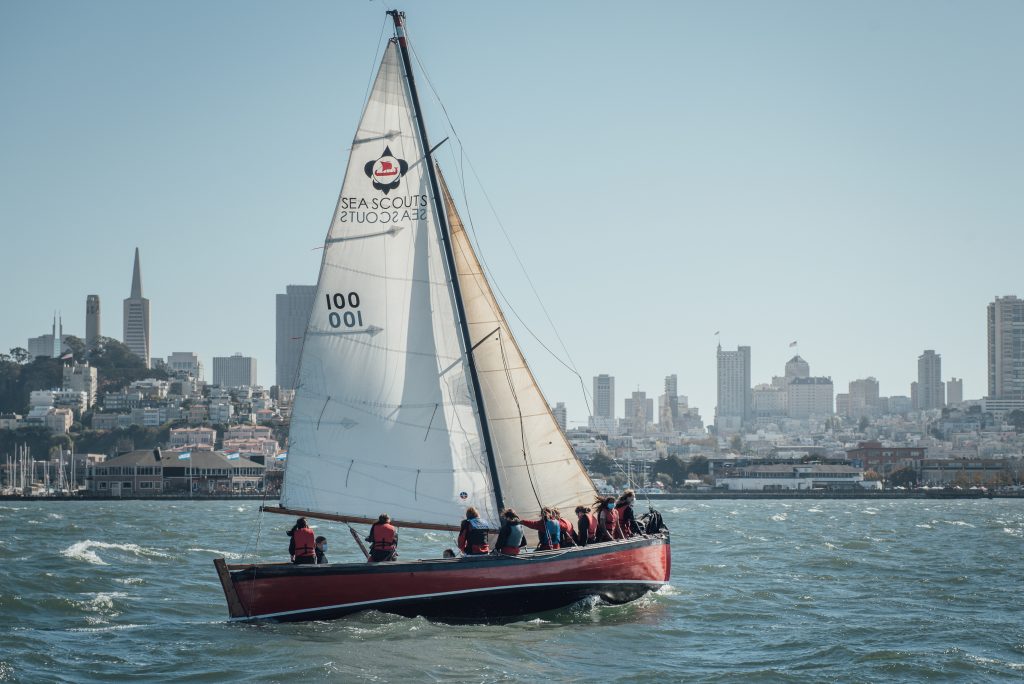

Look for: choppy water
[0,498,1022,682]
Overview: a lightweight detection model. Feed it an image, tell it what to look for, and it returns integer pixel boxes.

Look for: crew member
[552,508,577,546]
[574,505,597,545]
[595,496,622,541]
[458,506,492,555]
[366,513,398,562]
[288,518,316,564]
[314,535,328,564]
[521,508,561,550]
[494,508,528,555]
[615,489,638,537]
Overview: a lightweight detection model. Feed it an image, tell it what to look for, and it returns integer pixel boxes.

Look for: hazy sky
[2,1,1022,425]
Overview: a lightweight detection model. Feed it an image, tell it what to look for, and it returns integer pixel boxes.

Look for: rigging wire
[406,42,594,418]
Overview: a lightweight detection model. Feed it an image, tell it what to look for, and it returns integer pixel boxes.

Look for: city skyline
[2,2,1022,423]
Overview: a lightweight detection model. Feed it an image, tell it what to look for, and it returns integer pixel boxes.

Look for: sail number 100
[325,292,364,328]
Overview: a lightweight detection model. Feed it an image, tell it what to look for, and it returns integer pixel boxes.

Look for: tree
[858,416,870,432]
[687,455,710,476]
[887,466,917,488]
[1006,410,1024,433]
[9,347,31,364]
[863,469,881,481]
[588,452,616,477]
[729,435,743,452]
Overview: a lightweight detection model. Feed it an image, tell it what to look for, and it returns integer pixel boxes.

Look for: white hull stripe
[231,579,668,621]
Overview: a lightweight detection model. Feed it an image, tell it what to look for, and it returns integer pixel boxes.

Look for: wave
[187,548,243,559]
[60,540,173,566]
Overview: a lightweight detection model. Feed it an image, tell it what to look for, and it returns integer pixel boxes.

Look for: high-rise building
[122,248,151,368]
[716,345,751,430]
[551,402,567,432]
[213,353,258,388]
[590,374,615,430]
[85,295,100,349]
[276,285,317,390]
[917,350,944,410]
[63,361,98,408]
[947,377,963,406]
[662,374,679,427]
[787,377,834,419]
[784,356,810,383]
[847,377,880,418]
[988,295,1024,400]
[166,352,204,380]
[27,314,68,359]
[624,391,653,434]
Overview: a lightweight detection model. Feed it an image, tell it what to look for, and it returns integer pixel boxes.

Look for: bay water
[1,498,1021,682]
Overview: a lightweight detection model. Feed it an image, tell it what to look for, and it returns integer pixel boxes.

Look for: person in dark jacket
[314,536,328,564]
[494,508,528,555]
[574,505,597,545]
[457,506,491,555]
[365,513,398,562]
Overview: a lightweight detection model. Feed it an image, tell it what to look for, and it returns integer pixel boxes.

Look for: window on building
[122,482,132,490]
[140,481,153,489]
[99,482,108,490]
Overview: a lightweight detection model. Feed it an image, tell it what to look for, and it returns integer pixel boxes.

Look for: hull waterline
[215,533,670,623]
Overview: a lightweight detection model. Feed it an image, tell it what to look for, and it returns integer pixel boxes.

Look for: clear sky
[2,1,1022,426]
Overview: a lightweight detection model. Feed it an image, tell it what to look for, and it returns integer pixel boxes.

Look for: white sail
[280,42,498,528]
[440,172,598,521]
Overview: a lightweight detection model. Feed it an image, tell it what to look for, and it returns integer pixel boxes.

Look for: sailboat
[213,10,670,623]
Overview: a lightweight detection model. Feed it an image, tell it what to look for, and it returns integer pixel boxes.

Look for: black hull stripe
[232,579,668,621]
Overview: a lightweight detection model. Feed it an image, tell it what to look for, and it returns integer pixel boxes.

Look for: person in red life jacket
[520,507,561,550]
[457,506,492,555]
[494,508,528,555]
[595,496,623,541]
[287,517,316,564]
[552,508,577,546]
[574,505,598,546]
[615,488,638,538]
[365,513,398,562]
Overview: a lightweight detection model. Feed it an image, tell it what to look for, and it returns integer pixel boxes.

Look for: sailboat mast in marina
[214,10,670,623]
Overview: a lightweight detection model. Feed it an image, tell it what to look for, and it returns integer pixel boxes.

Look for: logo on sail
[364,146,409,195]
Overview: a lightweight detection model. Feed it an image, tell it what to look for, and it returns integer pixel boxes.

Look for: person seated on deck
[365,513,398,562]
[615,489,639,537]
[288,518,317,564]
[442,548,457,558]
[458,506,492,555]
[314,535,328,564]
[493,508,528,555]
[595,496,623,542]
[552,508,577,546]
[574,505,597,546]
[520,507,561,550]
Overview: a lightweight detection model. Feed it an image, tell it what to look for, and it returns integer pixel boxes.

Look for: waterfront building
[786,377,833,419]
[86,449,264,495]
[917,350,945,411]
[716,345,751,431]
[946,377,963,406]
[845,441,926,478]
[275,285,317,390]
[589,374,616,432]
[86,295,100,349]
[63,361,98,408]
[988,296,1024,400]
[715,463,872,491]
[919,458,1013,487]
[166,352,204,380]
[213,353,257,389]
[122,248,151,368]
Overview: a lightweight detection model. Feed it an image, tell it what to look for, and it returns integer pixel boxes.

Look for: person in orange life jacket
[493,508,528,555]
[365,513,398,562]
[574,505,598,546]
[551,507,577,546]
[595,496,622,541]
[457,506,492,555]
[314,536,328,564]
[288,518,316,564]
[615,489,638,538]
[520,507,561,550]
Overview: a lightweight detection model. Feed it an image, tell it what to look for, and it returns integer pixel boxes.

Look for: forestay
[439,172,598,520]
[280,42,498,528]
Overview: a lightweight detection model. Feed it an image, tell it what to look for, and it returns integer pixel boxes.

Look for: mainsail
[440,172,598,519]
[280,41,497,528]
[280,30,596,530]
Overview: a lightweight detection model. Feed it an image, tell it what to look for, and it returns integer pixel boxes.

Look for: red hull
[216,534,670,623]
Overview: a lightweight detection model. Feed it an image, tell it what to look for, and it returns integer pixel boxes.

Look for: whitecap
[61,540,173,565]
[187,548,243,559]
[916,523,933,529]
[48,513,64,520]
[942,520,975,528]
[770,513,787,522]
[806,507,823,513]
[1003,527,1023,538]
[115,577,145,585]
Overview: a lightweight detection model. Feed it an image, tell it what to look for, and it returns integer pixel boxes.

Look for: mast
[388,10,505,513]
